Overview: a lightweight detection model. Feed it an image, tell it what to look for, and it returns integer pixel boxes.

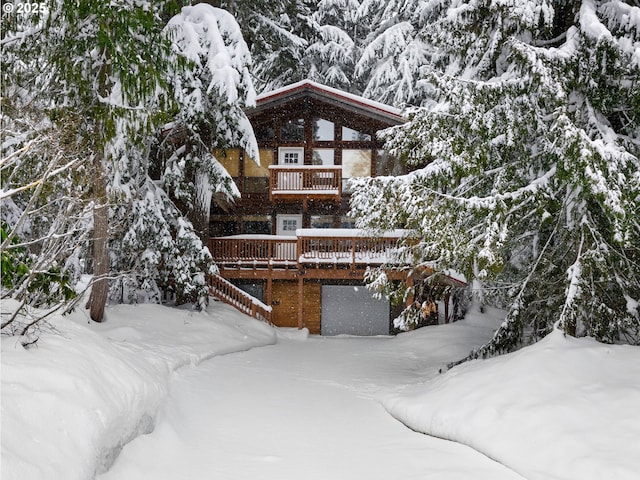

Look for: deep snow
[2,300,639,480]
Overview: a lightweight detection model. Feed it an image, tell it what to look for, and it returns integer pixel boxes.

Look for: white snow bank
[1,299,276,480]
[384,328,640,480]
[276,327,310,341]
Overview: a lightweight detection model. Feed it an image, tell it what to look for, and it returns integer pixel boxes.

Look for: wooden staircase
[209,274,273,325]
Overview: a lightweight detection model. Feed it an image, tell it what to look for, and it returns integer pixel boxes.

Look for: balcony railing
[209,229,406,270]
[210,235,298,266]
[269,165,342,202]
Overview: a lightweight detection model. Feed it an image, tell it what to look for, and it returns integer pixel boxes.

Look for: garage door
[321,285,390,336]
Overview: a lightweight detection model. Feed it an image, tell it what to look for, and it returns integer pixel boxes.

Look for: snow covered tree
[305,0,360,90]
[107,3,260,307]
[0,107,87,337]
[209,0,315,93]
[354,0,429,105]
[351,0,640,353]
[158,4,259,241]
[2,2,260,318]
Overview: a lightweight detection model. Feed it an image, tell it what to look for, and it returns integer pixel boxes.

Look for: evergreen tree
[354,0,428,105]
[210,0,315,93]
[2,2,259,321]
[159,4,259,241]
[351,0,640,353]
[305,0,360,90]
[2,0,176,321]
[107,3,260,307]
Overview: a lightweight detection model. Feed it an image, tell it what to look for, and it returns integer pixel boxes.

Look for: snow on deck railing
[269,166,342,197]
[209,230,408,268]
[209,274,272,324]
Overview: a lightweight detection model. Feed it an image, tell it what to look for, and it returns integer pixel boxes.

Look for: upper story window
[278,147,304,165]
[342,126,371,142]
[254,123,275,141]
[281,118,304,142]
[312,148,334,165]
[313,118,334,141]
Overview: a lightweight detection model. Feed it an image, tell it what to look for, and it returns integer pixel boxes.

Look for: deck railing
[210,235,298,264]
[209,230,405,269]
[209,274,272,324]
[269,166,342,201]
[298,234,401,265]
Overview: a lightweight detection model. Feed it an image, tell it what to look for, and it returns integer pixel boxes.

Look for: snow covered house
[208,80,464,334]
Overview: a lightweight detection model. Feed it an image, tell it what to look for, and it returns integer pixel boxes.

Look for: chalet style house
[208,80,465,335]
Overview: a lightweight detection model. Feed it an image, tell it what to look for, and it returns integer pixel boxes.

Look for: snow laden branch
[351,0,640,352]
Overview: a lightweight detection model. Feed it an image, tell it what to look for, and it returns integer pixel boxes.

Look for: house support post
[297,275,304,330]
[266,277,273,311]
[444,290,451,324]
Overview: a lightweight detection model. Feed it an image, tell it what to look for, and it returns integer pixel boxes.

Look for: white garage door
[321,285,390,336]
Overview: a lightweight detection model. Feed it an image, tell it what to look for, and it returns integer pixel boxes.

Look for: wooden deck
[208,229,467,332]
[209,229,406,280]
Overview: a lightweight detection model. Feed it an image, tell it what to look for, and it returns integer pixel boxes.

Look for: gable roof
[250,80,405,126]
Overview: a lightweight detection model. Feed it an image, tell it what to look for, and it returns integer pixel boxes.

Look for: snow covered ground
[1,299,276,480]
[2,300,639,480]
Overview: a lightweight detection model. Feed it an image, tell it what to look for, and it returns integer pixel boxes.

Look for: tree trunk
[88,153,109,322]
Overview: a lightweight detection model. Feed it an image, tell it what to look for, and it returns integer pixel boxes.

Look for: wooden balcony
[209,229,407,279]
[269,166,342,203]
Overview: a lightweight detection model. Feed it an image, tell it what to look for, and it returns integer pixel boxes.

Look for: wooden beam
[266,276,273,310]
[444,291,451,324]
[297,275,304,330]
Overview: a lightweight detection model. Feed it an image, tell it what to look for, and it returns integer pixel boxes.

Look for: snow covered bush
[351,0,640,353]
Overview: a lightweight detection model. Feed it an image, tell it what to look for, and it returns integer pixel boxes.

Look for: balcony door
[276,214,302,236]
[276,147,304,190]
[275,214,301,260]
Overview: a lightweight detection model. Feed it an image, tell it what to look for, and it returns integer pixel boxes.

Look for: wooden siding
[271,281,321,333]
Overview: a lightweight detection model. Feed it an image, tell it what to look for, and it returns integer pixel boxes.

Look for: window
[242,216,272,235]
[376,149,403,176]
[277,214,302,237]
[282,219,298,232]
[340,216,356,228]
[254,123,275,141]
[342,126,371,141]
[210,217,239,237]
[281,118,304,142]
[313,118,334,141]
[278,147,304,165]
[342,149,372,192]
[342,149,372,178]
[311,215,334,229]
[312,149,334,165]
[284,152,299,164]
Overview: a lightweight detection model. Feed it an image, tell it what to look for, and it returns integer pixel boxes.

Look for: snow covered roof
[252,80,405,125]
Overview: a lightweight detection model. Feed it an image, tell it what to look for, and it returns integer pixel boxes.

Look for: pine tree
[305,0,360,90]
[160,4,259,242]
[351,0,640,352]
[211,0,315,93]
[354,0,428,105]
[106,3,260,307]
[2,2,259,319]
